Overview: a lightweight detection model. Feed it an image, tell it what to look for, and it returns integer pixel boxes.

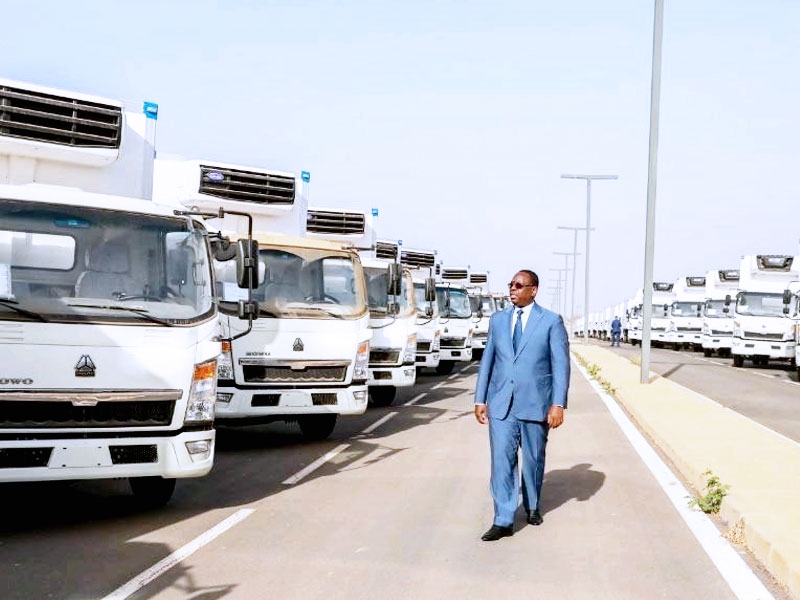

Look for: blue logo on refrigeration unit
[301,171,311,182]
[143,102,159,120]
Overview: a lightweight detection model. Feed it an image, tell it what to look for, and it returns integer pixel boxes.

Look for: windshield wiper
[0,299,49,322]
[298,306,344,319]
[67,303,173,326]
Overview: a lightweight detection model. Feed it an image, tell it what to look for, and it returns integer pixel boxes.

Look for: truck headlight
[783,325,796,341]
[217,339,233,382]
[353,341,370,382]
[432,330,441,351]
[733,321,741,338]
[403,334,417,364]
[466,328,473,347]
[186,359,217,423]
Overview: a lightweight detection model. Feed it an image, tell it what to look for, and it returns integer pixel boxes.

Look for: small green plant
[587,364,601,378]
[689,470,730,514]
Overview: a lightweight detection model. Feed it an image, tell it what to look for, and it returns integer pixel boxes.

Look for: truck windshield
[436,287,471,319]
[494,296,507,311]
[671,301,701,317]
[470,295,495,315]
[735,292,786,318]
[217,246,366,319]
[0,199,214,324]
[651,303,670,317]
[363,266,414,317]
[704,300,729,318]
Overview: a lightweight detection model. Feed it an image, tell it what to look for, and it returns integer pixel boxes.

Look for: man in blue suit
[474,269,570,541]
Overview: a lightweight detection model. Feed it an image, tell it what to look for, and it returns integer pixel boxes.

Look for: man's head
[508,269,538,308]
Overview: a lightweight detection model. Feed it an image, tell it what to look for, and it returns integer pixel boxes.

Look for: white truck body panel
[702,269,739,353]
[668,276,707,348]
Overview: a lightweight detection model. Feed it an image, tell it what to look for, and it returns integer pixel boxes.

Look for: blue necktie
[513,309,523,353]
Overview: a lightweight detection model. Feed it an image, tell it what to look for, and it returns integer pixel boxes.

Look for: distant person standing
[474,269,570,541]
[610,316,622,347]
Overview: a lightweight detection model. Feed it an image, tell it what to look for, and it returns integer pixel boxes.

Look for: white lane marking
[431,382,446,389]
[784,380,800,387]
[360,412,397,435]
[447,373,459,380]
[102,508,255,600]
[282,443,350,485]
[574,361,775,600]
[752,372,775,379]
[459,364,473,372]
[711,361,727,366]
[405,393,427,406]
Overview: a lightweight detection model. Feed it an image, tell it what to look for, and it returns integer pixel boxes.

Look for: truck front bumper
[702,334,732,350]
[215,384,369,418]
[415,351,440,368]
[440,347,472,362]
[0,429,215,482]
[368,365,416,387]
[731,338,794,359]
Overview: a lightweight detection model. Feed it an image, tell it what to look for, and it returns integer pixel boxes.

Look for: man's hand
[547,405,565,429]
[474,403,488,424]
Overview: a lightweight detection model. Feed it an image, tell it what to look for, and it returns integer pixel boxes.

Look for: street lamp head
[560,174,619,180]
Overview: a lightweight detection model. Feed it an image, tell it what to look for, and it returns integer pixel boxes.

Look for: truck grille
[370,349,400,365]
[242,365,347,384]
[416,341,431,353]
[676,327,701,332]
[440,337,466,348]
[0,84,122,148]
[710,329,731,335]
[198,165,295,205]
[401,250,435,269]
[743,331,784,341]
[0,401,175,428]
[306,210,365,235]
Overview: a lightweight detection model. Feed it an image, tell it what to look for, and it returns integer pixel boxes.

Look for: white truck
[667,276,707,351]
[468,271,492,355]
[701,269,739,357]
[400,248,440,372]
[626,289,644,345]
[0,79,257,506]
[730,254,800,368]
[436,267,473,374]
[649,282,676,347]
[154,165,371,440]
[359,239,418,406]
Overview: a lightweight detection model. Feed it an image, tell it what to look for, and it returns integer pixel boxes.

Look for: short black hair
[519,269,539,287]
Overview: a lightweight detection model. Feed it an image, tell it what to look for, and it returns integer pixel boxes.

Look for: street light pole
[557,226,593,327]
[561,174,618,342]
[549,268,568,316]
[641,0,665,384]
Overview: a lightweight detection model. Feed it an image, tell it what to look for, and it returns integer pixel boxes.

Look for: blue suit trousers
[488,404,548,527]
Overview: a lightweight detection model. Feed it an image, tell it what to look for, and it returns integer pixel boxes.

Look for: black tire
[129,477,176,508]
[733,355,744,368]
[672,344,682,352]
[298,414,337,440]
[435,360,455,375]
[703,348,712,357]
[370,386,397,407]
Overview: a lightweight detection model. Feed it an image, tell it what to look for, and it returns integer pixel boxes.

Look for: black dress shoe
[527,510,543,526]
[481,524,514,541]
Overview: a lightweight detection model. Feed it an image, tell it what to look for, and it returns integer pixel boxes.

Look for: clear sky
[3,0,799,315]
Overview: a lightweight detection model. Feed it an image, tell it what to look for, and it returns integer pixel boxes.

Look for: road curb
[572,343,800,599]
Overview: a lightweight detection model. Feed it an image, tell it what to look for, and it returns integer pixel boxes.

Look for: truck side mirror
[236,239,261,289]
[696,303,702,317]
[424,277,436,302]
[783,289,792,305]
[663,304,668,316]
[724,294,731,306]
[425,305,434,317]
[238,298,260,320]
[386,263,402,298]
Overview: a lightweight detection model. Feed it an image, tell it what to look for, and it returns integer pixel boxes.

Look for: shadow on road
[541,462,606,514]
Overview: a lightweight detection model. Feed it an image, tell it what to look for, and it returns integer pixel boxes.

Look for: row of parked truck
[574,252,800,372]
[0,78,509,506]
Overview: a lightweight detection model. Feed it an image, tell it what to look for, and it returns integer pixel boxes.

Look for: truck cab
[701,269,739,357]
[467,271,492,356]
[649,282,675,347]
[731,254,800,368]
[436,266,473,374]
[0,78,257,506]
[360,240,418,407]
[667,276,706,351]
[400,248,440,372]
[155,165,371,441]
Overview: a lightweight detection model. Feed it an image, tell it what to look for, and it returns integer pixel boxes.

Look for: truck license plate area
[452,351,461,357]
[50,445,112,468]
[281,392,313,407]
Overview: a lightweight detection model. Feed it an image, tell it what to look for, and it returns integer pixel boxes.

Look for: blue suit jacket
[474,303,570,421]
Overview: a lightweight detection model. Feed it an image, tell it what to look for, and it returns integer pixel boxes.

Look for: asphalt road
[611,341,800,443]
[0,360,773,600]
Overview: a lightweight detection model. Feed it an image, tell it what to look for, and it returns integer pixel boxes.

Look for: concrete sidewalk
[572,342,800,599]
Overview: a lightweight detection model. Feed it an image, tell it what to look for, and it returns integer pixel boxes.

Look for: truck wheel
[129,477,176,508]
[672,344,682,351]
[298,414,337,441]
[435,361,455,375]
[370,387,397,407]
[703,348,712,357]
[733,355,744,368]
